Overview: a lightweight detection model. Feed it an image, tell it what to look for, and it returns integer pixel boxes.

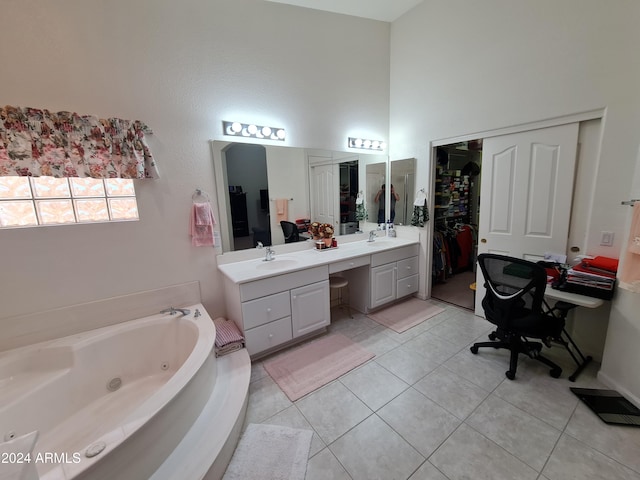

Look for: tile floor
[244,300,640,480]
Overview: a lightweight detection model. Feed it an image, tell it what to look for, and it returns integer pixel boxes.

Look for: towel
[215,342,244,357]
[411,199,429,227]
[619,202,640,292]
[413,190,428,207]
[275,198,288,223]
[0,431,39,480]
[213,316,245,348]
[190,202,216,247]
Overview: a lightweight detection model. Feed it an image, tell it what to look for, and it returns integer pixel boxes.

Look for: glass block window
[0,177,139,228]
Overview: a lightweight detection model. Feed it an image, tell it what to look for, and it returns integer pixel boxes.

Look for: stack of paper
[566,256,618,292]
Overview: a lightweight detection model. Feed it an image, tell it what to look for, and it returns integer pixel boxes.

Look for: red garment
[583,256,619,274]
[456,226,474,270]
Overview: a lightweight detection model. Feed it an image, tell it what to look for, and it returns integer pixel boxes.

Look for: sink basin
[255,258,299,270]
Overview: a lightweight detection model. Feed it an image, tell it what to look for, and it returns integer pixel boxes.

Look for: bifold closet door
[474,123,579,316]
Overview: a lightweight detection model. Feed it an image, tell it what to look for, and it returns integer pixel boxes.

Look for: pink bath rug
[263,333,374,401]
[367,298,445,333]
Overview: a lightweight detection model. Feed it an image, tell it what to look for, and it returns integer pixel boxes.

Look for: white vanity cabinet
[223,265,330,357]
[369,244,420,310]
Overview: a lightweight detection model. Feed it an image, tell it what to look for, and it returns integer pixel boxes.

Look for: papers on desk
[559,256,618,300]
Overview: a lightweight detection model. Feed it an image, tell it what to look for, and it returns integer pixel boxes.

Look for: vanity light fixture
[348,137,386,151]
[223,121,286,141]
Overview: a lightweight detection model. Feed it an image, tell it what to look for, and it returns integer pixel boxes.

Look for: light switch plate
[600,231,614,246]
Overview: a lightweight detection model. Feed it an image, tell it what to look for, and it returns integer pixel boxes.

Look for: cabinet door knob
[266,308,271,313]
[292,295,297,300]
[480,238,487,243]
[350,262,354,266]
[268,333,273,339]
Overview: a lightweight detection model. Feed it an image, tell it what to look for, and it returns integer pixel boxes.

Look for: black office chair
[470,254,565,380]
[280,221,300,243]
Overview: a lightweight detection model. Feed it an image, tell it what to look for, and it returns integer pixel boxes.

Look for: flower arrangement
[309,221,334,239]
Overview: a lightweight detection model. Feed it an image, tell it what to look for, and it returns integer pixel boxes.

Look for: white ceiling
[264,0,424,22]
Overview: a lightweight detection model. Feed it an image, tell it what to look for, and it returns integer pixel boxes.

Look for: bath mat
[571,387,640,426]
[222,423,312,480]
[264,333,374,401]
[367,297,445,333]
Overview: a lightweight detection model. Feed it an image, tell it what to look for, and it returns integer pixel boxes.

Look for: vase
[323,237,333,247]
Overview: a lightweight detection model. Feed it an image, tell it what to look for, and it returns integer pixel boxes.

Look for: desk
[544,286,605,381]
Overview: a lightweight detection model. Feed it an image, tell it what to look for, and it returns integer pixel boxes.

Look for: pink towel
[213,317,244,348]
[190,202,216,247]
[275,198,288,223]
[619,202,640,292]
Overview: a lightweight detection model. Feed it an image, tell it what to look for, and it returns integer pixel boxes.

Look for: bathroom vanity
[217,237,419,358]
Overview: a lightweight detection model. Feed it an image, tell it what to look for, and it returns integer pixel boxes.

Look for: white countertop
[217,237,419,284]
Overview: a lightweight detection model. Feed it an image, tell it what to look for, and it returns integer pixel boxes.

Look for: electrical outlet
[600,231,614,246]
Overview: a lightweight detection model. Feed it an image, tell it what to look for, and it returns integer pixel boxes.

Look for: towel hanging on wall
[411,189,429,227]
[190,192,216,246]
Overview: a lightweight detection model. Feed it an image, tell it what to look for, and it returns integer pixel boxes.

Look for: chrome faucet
[160,307,191,316]
[264,246,275,261]
[369,230,377,242]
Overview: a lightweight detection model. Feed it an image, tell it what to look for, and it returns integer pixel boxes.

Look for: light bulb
[262,126,272,137]
[372,141,380,149]
[276,129,286,139]
[247,124,258,135]
[354,138,363,148]
[363,140,372,149]
[231,122,242,133]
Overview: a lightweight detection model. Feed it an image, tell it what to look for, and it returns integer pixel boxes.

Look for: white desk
[544,286,606,381]
[545,287,605,309]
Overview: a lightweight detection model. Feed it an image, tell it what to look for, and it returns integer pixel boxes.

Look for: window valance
[0,105,159,179]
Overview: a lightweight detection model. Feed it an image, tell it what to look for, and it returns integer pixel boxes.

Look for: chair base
[470,331,562,380]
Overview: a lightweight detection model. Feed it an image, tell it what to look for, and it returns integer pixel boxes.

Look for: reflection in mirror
[212,141,387,252]
[366,162,386,224]
[390,158,416,225]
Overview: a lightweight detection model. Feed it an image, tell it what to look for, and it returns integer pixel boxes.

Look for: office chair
[280,221,300,243]
[470,254,565,380]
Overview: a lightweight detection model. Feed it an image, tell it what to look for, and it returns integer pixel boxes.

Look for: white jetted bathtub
[0,304,250,480]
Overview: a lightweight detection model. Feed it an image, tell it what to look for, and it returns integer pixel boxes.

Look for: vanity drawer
[396,274,419,298]
[397,256,419,280]
[328,255,370,274]
[244,316,293,357]
[241,291,291,329]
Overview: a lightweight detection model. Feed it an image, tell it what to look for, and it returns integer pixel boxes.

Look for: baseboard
[597,370,640,409]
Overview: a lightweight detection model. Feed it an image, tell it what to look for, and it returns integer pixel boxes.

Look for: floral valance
[0,105,159,179]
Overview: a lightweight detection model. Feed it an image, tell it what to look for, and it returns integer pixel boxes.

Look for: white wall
[0,0,390,320]
[389,0,640,398]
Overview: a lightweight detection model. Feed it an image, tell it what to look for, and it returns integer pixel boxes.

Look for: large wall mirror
[211,141,388,252]
[390,158,416,226]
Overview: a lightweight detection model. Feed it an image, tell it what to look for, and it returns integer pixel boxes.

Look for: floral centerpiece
[309,221,334,247]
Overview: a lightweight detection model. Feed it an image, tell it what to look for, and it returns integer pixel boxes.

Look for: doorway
[431,140,482,310]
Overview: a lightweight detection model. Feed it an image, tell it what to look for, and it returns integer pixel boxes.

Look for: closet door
[475,123,579,316]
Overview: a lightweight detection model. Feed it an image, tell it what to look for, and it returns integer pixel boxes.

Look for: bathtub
[0,303,250,480]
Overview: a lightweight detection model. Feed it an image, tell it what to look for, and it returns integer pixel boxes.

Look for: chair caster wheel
[550,368,562,378]
[505,370,516,380]
[470,345,479,354]
[488,332,497,341]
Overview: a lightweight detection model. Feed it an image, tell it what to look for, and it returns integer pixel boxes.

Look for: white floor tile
[340,361,409,411]
[375,345,440,385]
[430,424,539,480]
[330,415,424,480]
[305,447,352,480]
[295,381,372,444]
[543,434,640,480]
[414,365,490,420]
[264,405,325,457]
[377,388,461,457]
[408,461,449,480]
[466,394,562,472]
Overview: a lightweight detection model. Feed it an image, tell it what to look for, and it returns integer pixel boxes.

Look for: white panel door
[310,164,336,227]
[474,123,579,316]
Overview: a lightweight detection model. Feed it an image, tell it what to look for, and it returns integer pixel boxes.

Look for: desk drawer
[328,255,370,274]
[397,274,419,298]
[241,291,291,329]
[244,316,293,356]
[397,256,419,280]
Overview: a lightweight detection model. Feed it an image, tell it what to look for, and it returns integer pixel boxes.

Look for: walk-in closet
[431,141,482,310]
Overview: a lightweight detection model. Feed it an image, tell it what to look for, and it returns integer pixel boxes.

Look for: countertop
[217,237,419,284]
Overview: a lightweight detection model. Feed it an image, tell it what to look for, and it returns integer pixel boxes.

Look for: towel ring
[192,189,210,202]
